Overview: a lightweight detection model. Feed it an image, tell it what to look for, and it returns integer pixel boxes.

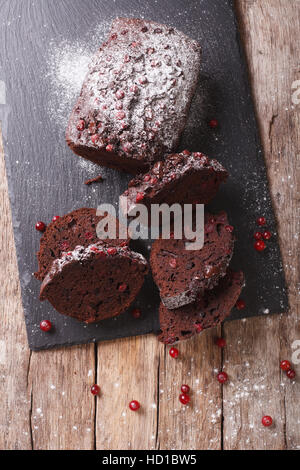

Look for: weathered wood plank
[96,335,159,450]
[0,126,32,450]
[223,0,300,450]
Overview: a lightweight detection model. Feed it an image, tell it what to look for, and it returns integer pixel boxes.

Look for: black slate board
[0,0,288,350]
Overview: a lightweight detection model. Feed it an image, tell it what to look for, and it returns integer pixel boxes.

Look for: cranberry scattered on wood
[216,338,226,348]
[217,372,228,384]
[91,384,100,396]
[36,221,46,232]
[181,384,190,394]
[39,320,52,332]
[129,400,140,411]
[254,240,266,252]
[262,416,273,427]
[286,369,296,380]
[236,299,246,310]
[179,393,190,405]
[280,360,291,371]
[209,119,218,128]
[256,217,266,226]
[169,347,179,359]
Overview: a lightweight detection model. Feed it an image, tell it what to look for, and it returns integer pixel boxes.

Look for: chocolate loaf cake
[66,18,201,174]
[35,208,129,281]
[150,212,235,309]
[121,151,228,215]
[158,271,244,344]
[40,245,148,323]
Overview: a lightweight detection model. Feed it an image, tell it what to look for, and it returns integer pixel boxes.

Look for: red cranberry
[135,192,144,203]
[77,120,85,131]
[179,393,190,405]
[286,369,296,379]
[40,320,52,332]
[169,347,179,359]
[169,258,177,269]
[181,384,190,394]
[216,338,226,348]
[209,119,218,128]
[129,400,140,411]
[118,283,127,292]
[254,231,263,240]
[115,90,125,99]
[91,384,100,395]
[52,216,60,222]
[262,230,272,240]
[106,144,114,152]
[257,217,266,226]
[225,225,234,233]
[107,247,117,255]
[236,299,246,310]
[262,416,273,427]
[91,134,99,144]
[280,360,291,371]
[254,240,266,252]
[217,372,228,384]
[182,149,191,156]
[195,323,203,333]
[35,221,46,232]
[132,308,141,319]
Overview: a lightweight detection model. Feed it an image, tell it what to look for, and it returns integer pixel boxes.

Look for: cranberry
[257,217,266,226]
[236,299,246,310]
[91,134,99,144]
[35,221,46,232]
[262,231,272,240]
[106,144,114,152]
[182,149,191,156]
[169,347,179,359]
[118,283,127,292]
[129,400,140,411]
[216,338,226,348]
[169,258,177,269]
[52,216,60,222]
[262,416,273,427]
[115,90,125,99]
[194,323,203,333]
[280,360,291,371]
[254,231,263,240]
[77,120,85,131]
[209,119,218,128]
[40,320,52,332]
[179,393,190,405]
[286,369,296,379]
[225,225,234,233]
[91,384,100,395]
[135,192,144,203]
[217,372,228,384]
[107,247,117,255]
[132,308,141,319]
[116,111,125,120]
[181,384,190,394]
[254,240,266,252]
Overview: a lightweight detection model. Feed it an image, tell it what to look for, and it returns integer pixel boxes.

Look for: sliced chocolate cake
[66,18,201,174]
[150,212,235,309]
[121,151,228,215]
[158,270,244,344]
[40,245,148,323]
[35,208,129,281]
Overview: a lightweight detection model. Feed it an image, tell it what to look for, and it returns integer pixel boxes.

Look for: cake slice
[150,212,235,309]
[158,270,244,344]
[35,208,129,281]
[66,18,201,174]
[121,151,228,215]
[40,245,148,323]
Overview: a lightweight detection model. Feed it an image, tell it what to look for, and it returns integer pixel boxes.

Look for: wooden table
[0,0,299,450]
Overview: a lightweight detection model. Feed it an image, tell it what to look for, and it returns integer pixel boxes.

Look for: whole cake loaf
[40,244,149,323]
[66,18,202,174]
[35,208,129,281]
[150,212,235,309]
[121,151,228,215]
[158,271,244,344]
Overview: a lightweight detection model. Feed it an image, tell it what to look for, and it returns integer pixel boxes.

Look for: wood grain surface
[0,0,299,450]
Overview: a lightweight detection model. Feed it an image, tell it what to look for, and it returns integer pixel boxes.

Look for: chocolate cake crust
[40,245,148,323]
[150,212,235,309]
[158,271,244,344]
[35,208,129,281]
[121,151,228,215]
[66,18,201,174]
